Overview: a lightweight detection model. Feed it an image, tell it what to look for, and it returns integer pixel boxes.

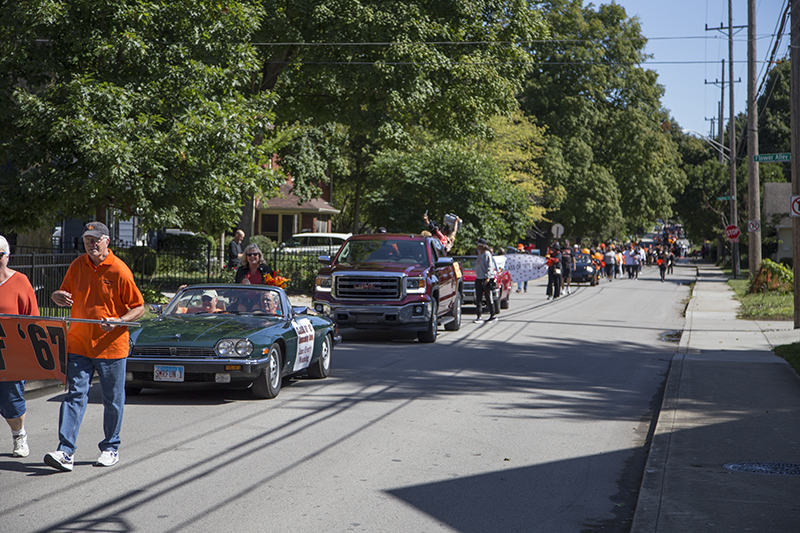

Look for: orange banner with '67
[0,316,67,384]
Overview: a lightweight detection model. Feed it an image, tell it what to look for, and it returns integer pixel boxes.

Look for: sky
[588,0,791,141]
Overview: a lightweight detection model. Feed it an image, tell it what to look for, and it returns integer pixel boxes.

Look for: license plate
[154,365,184,382]
[358,315,379,324]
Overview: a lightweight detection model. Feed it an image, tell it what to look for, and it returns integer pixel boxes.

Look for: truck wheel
[444,292,462,331]
[418,300,438,343]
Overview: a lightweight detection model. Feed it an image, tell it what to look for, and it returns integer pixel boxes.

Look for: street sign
[551,223,564,238]
[791,196,800,218]
[725,225,741,241]
[717,195,732,201]
[747,220,761,233]
[753,153,791,163]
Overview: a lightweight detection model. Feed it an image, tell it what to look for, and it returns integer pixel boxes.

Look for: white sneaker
[12,434,29,457]
[95,450,119,467]
[44,450,74,472]
[473,318,484,324]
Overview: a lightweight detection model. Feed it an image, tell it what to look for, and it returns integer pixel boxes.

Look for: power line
[249,33,785,48]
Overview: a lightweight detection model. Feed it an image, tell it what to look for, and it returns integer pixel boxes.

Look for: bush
[249,235,274,255]
[139,285,170,304]
[115,246,157,276]
[748,258,793,294]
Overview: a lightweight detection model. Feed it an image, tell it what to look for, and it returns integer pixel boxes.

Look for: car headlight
[586,266,593,272]
[406,277,425,294]
[216,338,253,358]
[315,275,332,292]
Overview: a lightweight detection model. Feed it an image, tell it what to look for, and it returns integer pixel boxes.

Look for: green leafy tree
[475,111,549,223]
[254,0,548,231]
[519,0,684,242]
[0,1,282,235]
[671,127,729,244]
[364,141,530,252]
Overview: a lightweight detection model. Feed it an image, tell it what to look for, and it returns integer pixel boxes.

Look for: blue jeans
[0,381,26,419]
[57,354,127,455]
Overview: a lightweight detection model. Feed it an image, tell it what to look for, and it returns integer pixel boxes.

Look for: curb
[630,263,698,532]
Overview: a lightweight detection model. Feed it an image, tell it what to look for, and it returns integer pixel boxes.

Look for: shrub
[748,258,793,294]
[249,235,274,255]
[115,246,157,276]
[139,286,170,304]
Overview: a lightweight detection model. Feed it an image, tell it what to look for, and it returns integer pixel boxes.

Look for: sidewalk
[633,262,800,531]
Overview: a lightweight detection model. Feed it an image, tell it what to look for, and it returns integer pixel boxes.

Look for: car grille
[463,281,475,292]
[131,346,217,358]
[335,275,401,299]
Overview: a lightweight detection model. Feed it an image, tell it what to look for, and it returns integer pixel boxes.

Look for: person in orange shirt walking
[0,235,39,458]
[44,222,144,472]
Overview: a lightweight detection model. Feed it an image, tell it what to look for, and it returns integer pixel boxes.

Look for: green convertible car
[126,284,341,399]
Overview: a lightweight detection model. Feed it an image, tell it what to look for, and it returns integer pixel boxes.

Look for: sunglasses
[246,252,260,257]
[201,296,213,301]
[0,252,5,258]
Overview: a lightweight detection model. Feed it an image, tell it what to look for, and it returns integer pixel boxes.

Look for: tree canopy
[0,1,282,235]
[255,0,549,232]
[519,0,684,242]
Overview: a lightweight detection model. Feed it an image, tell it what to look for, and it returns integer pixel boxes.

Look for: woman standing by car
[235,244,275,285]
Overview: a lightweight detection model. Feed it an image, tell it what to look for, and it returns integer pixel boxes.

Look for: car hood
[329,262,425,276]
[131,314,281,345]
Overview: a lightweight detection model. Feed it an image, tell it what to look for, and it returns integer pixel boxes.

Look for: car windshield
[336,239,429,266]
[453,256,477,270]
[575,253,592,263]
[282,237,304,248]
[165,287,284,317]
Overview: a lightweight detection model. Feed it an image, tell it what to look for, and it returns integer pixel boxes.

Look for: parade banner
[0,316,68,383]
[499,254,549,283]
[0,315,140,383]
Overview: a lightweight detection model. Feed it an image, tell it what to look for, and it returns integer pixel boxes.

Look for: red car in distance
[451,255,512,315]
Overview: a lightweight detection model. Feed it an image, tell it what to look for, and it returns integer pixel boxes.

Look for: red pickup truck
[312,234,463,343]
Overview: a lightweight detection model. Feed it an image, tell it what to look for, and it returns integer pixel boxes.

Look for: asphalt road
[0,263,692,533]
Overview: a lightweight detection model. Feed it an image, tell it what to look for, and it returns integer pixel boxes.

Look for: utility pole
[705,14,743,275]
[792,0,800,328]
[727,0,739,278]
[747,0,761,277]
[705,116,717,139]
[704,60,738,165]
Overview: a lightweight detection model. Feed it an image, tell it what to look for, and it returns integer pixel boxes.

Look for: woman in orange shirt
[0,235,39,458]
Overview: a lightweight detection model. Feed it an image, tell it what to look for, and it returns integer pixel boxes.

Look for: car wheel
[501,291,510,309]
[444,292,462,331]
[252,343,282,399]
[125,386,142,396]
[418,299,438,343]
[590,275,597,286]
[307,334,332,379]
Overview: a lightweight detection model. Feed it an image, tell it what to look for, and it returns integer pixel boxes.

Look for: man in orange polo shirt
[44,222,144,472]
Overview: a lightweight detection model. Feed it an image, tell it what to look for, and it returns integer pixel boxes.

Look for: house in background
[248,180,340,244]
[762,182,792,263]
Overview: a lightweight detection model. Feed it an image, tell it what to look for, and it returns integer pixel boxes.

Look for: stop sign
[725,225,741,241]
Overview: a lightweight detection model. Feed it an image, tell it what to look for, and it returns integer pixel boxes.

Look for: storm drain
[660,330,683,343]
[723,462,800,476]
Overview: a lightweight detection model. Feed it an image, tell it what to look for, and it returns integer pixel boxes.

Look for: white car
[279,232,352,256]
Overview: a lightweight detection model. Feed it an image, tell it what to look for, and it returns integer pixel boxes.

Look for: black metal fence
[9,244,325,315]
